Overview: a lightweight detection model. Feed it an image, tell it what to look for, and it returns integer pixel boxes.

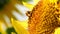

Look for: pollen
[28,0,60,34]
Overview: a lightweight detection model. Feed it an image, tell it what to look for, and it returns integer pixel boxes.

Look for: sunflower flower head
[28,0,60,34]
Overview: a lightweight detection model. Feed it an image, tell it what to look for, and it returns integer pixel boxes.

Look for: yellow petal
[11,18,29,34]
[0,22,6,34]
[33,0,40,5]
[54,27,60,34]
[15,20,28,29]
[23,2,34,10]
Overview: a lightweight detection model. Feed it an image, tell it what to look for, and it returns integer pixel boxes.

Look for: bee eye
[26,11,32,17]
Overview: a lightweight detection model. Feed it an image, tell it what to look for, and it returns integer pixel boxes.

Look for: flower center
[0,0,9,10]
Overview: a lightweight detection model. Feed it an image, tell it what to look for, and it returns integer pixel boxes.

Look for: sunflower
[28,0,60,34]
